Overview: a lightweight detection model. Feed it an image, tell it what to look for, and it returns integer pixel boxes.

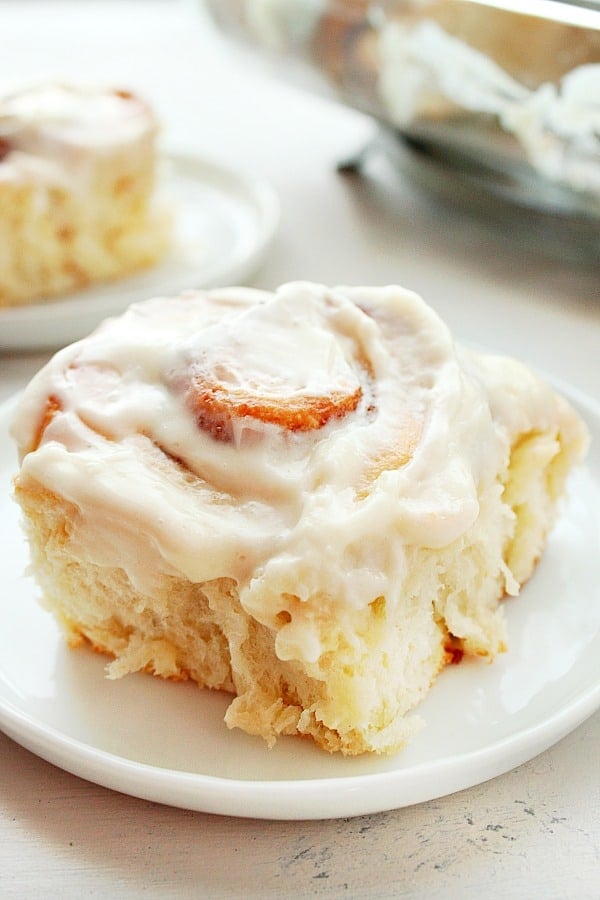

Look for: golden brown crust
[443,634,465,666]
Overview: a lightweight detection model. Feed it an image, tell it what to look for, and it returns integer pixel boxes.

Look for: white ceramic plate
[0,153,279,351]
[1,385,599,821]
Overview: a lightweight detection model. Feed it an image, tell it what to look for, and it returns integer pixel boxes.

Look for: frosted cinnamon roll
[12,282,588,755]
[0,84,170,308]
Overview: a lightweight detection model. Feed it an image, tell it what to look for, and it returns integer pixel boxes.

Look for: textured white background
[1,2,599,897]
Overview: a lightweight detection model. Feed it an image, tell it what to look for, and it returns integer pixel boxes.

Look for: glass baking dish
[204,0,600,220]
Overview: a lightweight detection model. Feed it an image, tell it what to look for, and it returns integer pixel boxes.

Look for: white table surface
[0,2,599,897]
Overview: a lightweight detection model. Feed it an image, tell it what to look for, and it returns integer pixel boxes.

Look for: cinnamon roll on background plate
[0,84,170,308]
[10,282,588,755]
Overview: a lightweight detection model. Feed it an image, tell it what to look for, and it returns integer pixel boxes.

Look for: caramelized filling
[444,634,465,666]
[29,395,62,453]
[187,374,362,443]
[0,136,12,163]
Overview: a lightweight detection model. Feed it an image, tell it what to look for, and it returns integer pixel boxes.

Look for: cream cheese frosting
[0,84,156,189]
[378,19,600,199]
[0,84,153,150]
[11,282,576,661]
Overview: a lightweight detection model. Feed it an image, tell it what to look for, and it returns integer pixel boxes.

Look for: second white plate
[0,384,599,821]
[0,153,279,351]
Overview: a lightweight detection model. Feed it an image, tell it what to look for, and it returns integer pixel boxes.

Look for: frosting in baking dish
[11,282,568,658]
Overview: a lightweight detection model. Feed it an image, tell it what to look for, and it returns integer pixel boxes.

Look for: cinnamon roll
[11,282,588,755]
[0,84,170,308]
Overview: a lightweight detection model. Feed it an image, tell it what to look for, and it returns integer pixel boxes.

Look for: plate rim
[0,677,598,821]
[1,381,599,821]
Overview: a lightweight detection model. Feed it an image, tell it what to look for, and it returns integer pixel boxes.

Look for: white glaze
[0,84,152,150]
[0,84,156,188]
[11,282,578,658]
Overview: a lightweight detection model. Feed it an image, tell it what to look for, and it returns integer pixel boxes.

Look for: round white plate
[1,385,599,821]
[0,153,279,351]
